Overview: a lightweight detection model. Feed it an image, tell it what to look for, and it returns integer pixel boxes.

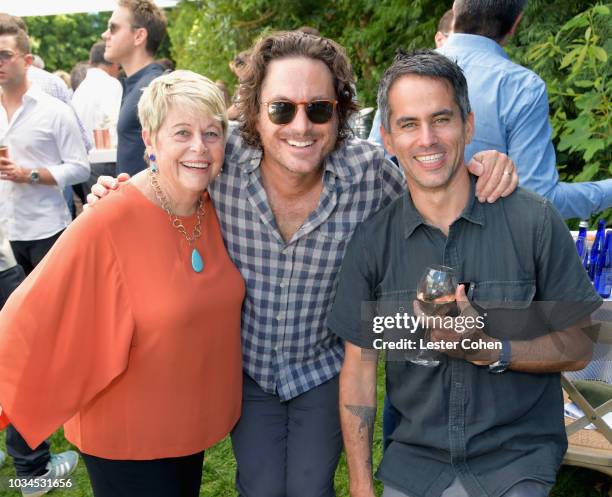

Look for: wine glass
[416,265,458,316]
[411,265,457,366]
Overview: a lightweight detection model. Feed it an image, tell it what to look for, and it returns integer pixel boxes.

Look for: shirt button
[454,382,462,388]
[277,313,284,321]
[280,282,286,288]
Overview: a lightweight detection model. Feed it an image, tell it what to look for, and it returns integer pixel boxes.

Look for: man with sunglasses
[89,30,518,497]
[101,0,166,176]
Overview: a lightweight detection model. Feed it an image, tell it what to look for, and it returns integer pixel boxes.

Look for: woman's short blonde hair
[138,70,228,140]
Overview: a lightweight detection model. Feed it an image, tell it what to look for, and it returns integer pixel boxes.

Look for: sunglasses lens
[306,101,335,123]
[267,101,296,125]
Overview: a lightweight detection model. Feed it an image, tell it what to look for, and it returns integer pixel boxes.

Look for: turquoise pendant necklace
[149,169,206,273]
[191,247,204,273]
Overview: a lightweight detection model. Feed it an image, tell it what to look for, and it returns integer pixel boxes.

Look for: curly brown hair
[237,31,358,149]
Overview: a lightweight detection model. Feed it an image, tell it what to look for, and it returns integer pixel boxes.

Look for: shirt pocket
[315,221,354,242]
[470,279,541,340]
[471,279,536,310]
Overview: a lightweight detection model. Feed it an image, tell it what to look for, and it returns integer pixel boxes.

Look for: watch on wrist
[488,340,511,374]
[29,169,40,184]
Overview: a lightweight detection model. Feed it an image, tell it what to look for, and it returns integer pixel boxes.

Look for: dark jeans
[82,451,204,497]
[231,373,343,497]
[10,230,63,275]
[6,427,50,477]
[382,478,551,497]
[0,264,25,309]
[383,394,401,450]
[0,264,47,477]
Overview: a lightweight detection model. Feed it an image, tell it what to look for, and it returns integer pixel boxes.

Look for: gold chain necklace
[148,169,206,273]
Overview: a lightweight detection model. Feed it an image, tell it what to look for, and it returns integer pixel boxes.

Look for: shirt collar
[86,67,110,79]
[324,141,359,183]
[443,33,509,61]
[124,62,163,87]
[18,83,45,105]
[402,174,485,238]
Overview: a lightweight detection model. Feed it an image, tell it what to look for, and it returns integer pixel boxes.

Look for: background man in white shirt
[0,21,89,274]
[72,40,122,189]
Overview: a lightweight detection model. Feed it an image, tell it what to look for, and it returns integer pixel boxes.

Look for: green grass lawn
[0,363,610,496]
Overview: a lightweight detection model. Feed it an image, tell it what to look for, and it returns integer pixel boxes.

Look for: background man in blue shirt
[370,0,612,219]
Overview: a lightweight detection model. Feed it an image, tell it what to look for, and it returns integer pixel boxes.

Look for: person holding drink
[0,70,245,497]
[329,50,600,497]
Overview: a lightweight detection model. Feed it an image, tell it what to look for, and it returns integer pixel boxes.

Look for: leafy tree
[23,13,111,72]
[511,4,611,170]
[167,0,447,104]
[167,0,338,87]
[509,2,611,222]
[23,11,173,74]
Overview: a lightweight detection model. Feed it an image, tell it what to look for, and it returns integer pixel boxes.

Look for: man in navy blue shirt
[102,0,167,175]
[331,49,599,497]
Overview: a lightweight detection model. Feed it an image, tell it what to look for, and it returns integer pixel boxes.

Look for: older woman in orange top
[0,71,245,497]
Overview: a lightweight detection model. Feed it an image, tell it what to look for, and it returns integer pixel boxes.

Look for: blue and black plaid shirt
[209,127,405,400]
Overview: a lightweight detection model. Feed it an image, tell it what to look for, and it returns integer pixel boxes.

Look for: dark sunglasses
[107,22,141,34]
[0,50,19,63]
[263,99,337,125]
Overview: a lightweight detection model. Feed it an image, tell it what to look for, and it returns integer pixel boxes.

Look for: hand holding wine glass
[416,265,458,317]
[422,283,499,365]
[410,265,457,366]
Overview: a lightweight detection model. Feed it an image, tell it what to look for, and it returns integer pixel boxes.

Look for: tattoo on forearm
[345,404,376,468]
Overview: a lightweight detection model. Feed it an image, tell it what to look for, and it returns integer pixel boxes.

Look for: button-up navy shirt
[329,178,601,497]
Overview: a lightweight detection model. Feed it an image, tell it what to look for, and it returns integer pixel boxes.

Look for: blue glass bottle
[589,219,606,281]
[595,231,612,298]
[576,220,589,259]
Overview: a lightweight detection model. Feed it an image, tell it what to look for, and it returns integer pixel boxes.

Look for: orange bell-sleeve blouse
[0,183,245,460]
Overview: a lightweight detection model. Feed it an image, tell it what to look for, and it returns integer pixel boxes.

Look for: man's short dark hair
[0,20,30,53]
[377,49,471,132]
[89,41,112,66]
[453,0,527,42]
[70,61,89,91]
[118,0,167,55]
[0,13,27,32]
[237,30,358,149]
[437,9,454,34]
